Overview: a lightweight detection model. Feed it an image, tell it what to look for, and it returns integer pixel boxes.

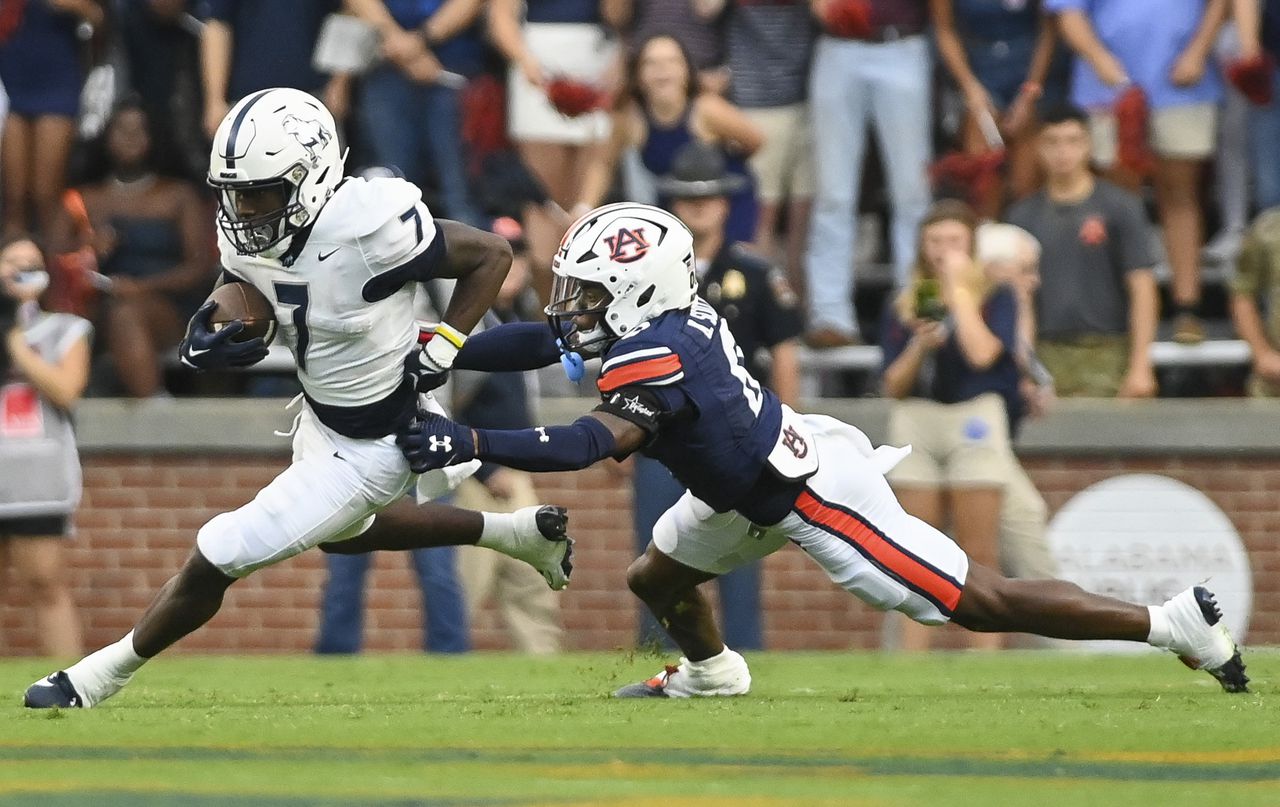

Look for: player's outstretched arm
[454,322,563,372]
[397,410,647,475]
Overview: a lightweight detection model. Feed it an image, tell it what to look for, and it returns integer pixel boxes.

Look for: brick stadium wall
[1,454,1277,655]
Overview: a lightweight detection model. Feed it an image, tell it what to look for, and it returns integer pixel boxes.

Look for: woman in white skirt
[489,0,621,298]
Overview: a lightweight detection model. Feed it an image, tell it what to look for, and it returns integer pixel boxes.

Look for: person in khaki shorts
[880,200,1025,651]
[1229,207,1280,398]
[1005,105,1160,399]
[450,221,562,654]
[1050,0,1227,344]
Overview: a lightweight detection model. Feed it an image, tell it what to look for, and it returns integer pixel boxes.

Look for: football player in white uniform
[24,88,572,709]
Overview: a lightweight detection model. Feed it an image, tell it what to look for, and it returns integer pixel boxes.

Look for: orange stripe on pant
[794,490,963,613]
[597,354,683,393]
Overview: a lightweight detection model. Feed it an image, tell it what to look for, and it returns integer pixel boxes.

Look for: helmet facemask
[211,164,309,256]
[545,274,616,357]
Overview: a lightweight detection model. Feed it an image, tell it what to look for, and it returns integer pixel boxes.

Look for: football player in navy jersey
[399,203,1249,698]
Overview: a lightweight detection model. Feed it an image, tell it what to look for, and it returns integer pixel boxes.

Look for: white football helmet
[208,87,344,257]
[545,203,696,354]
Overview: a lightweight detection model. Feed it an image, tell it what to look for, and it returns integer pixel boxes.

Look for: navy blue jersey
[595,298,808,525]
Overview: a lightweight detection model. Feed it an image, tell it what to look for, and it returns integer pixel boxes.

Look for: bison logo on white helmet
[282,114,332,168]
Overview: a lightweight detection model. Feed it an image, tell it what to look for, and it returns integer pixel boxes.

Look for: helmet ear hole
[637,285,655,307]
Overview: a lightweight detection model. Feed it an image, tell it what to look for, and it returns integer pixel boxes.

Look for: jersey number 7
[274,282,310,372]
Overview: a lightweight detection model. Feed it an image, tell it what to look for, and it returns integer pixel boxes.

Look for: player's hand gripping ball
[207,281,277,343]
[178,283,274,370]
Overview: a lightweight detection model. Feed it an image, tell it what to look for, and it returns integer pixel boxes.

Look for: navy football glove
[179,301,269,370]
[396,410,477,474]
[404,346,451,392]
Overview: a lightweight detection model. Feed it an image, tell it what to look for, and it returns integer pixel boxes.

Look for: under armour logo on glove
[396,409,476,474]
[179,301,269,370]
[428,435,453,453]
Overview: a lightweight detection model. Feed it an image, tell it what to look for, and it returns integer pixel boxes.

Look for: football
[207,281,277,344]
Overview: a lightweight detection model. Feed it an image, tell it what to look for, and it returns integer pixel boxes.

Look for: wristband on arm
[408,321,467,391]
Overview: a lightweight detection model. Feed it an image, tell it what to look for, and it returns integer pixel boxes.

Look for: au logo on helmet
[604,227,650,264]
[282,114,332,168]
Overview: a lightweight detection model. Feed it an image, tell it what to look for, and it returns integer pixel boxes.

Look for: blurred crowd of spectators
[3,0,1280,404]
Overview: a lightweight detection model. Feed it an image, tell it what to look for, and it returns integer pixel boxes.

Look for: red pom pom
[929,149,1006,208]
[1227,54,1276,106]
[1114,85,1156,178]
[546,77,606,118]
[823,0,875,39]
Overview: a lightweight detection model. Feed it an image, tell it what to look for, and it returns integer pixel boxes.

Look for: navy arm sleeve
[468,384,685,470]
[474,415,618,472]
[453,322,563,371]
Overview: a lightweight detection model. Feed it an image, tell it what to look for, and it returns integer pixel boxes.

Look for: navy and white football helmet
[208,87,344,258]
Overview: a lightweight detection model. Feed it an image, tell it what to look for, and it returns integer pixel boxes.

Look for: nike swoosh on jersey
[318,248,340,261]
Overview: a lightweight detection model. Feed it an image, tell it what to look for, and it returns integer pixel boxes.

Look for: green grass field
[2,650,1277,806]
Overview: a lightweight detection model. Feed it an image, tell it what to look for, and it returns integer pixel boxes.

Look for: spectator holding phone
[879,200,1021,652]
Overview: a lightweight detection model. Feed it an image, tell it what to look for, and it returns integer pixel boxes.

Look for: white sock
[685,646,739,676]
[477,512,515,550]
[66,630,147,705]
[1146,605,1173,649]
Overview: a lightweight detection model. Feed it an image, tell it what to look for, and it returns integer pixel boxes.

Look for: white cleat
[1161,586,1249,693]
[614,650,752,698]
[505,505,574,591]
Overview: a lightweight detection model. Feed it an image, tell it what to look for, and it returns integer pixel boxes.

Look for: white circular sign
[1046,474,1252,652]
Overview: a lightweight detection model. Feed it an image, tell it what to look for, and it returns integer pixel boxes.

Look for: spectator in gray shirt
[1005,105,1159,398]
[702,0,817,297]
[0,235,92,657]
